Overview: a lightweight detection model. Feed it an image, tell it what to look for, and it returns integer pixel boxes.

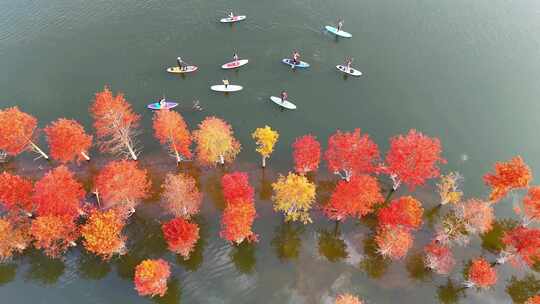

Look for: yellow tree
[193,116,241,166]
[252,125,279,168]
[272,172,316,224]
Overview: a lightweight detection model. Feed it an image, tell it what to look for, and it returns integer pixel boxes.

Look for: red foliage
[503,227,540,268]
[335,294,363,304]
[384,129,445,190]
[81,208,127,260]
[375,225,413,260]
[325,129,380,181]
[526,295,540,304]
[220,200,258,244]
[134,259,171,297]
[292,135,321,175]
[424,241,455,275]
[457,199,494,234]
[0,172,34,214]
[153,110,192,162]
[323,175,383,221]
[93,160,151,213]
[0,107,36,155]
[221,172,254,204]
[483,156,531,202]
[32,165,85,220]
[30,215,78,258]
[162,218,199,259]
[161,173,202,219]
[44,118,92,163]
[0,216,30,262]
[467,257,497,288]
[378,196,424,230]
[523,186,540,222]
[89,86,140,160]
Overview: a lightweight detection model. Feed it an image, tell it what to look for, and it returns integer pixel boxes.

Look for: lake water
[1,0,540,303]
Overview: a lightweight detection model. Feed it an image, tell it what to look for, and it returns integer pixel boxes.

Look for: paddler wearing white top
[337,19,344,31]
[223,79,229,88]
[345,57,353,72]
[233,52,239,63]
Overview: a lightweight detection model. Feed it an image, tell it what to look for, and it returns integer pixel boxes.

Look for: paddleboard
[221,59,249,69]
[270,96,297,110]
[210,85,243,92]
[147,101,178,110]
[336,65,362,76]
[166,66,198,74]
[220,15,247,23]
[325,25,352,38]
[282,58,310,68]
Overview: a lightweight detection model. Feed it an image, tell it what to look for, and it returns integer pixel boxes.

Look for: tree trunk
[29,141,49,160]
[94,191,101,208]
[383,188,395,206]
[127,143,138,161]
[174,147,181,163]
[80,151,90,161]
[219,154,225,165]
[262,156,266,168]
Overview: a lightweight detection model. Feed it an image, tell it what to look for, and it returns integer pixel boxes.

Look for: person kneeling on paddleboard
[281,91,288,102]
[292,50,300,65]
[229,11,234,19]
[337,19,344,31]
[223,79,229,88]
[159,98,167,109]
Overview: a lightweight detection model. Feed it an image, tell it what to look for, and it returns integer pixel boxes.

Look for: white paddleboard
[336,65,362,76]
[211,85,243,92]
[166,66,198,74]
[220,15,247,23]
[270,96,297,110]
[325,26,352,38]
[221,59,249,69]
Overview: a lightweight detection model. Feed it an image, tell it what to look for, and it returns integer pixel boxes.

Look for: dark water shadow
[78,250,111,280]
[271,221,304,262]
[24,249,65,285]
[231,242,256,274]
[317,226,348,263]
[506,274,540,304]
[437,279,466,304]
[405,251,432,283]
[480,219,518,254]
[152,277,182,304]
[359,234,390,279]
[0,263,17,286]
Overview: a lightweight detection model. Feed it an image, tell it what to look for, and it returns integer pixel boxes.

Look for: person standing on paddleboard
[228,11,234,19]
[337,19,344,31]
[177,57,186,71]
[223,79,229,89]
[345,57,353,72]
[233,52,239,64]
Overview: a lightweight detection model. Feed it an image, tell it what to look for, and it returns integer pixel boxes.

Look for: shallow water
[1,0,540,303]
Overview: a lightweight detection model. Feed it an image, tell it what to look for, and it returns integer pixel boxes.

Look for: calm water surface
[1,0,540,303]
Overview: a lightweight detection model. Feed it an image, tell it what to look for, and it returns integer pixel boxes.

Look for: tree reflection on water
[271,222,304,262]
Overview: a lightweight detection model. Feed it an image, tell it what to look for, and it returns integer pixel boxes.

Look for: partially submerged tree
[272,172,316,224]
[32,165,86,221]
[383,129,445,191]
[0,107,49,160]
[30,215,78,258]
[375,225,413,260]
[252,125,279,168]
[324,129,380,181]
[483,156,531,202]
[292,134,321,175]
[323,175,383,222]
[90,86,141,160]
[0,172,34,215]
[335,293,363,304]
[193,116,240,166]
[378,196,424,231]
[437,172,463,205]
[161,217,199,260]
[424,241,455,275]
[134,259,171,297]
[500,226,540,268]
[81,208,127,261]
[0,217,30,262]
[521,186,540,225]
[44,118,92,163]
[93,160,151,215]
[152,109,192,163]
[161,173,202,219]
[221,172,257,244]
[464,257,497,289]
